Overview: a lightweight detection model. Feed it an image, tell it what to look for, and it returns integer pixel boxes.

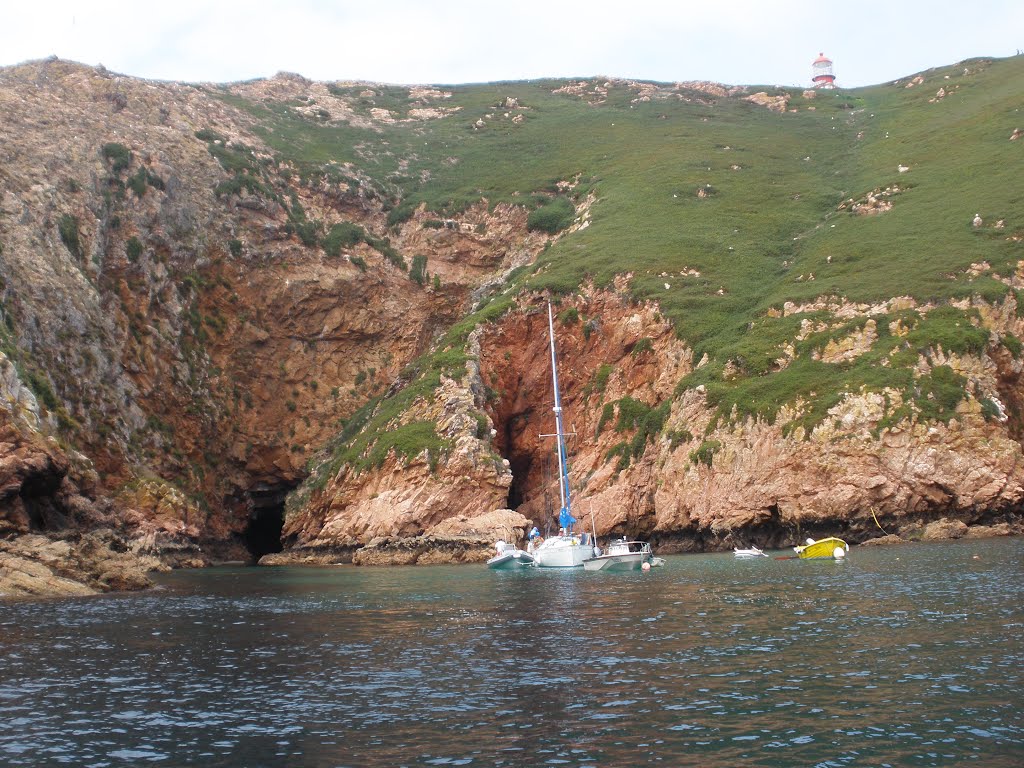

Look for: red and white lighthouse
[811,52,836,89]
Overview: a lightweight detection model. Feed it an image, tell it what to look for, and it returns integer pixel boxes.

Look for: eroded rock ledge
[0,531,157,598]
[265,508,531,567]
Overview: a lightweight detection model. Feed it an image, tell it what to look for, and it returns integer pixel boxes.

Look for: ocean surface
[1,537,1022,767]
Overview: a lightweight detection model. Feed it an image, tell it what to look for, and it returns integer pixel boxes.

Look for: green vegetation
[586,362,613,397]
[286,200,321,247]
[558,307,580,325]
[690,440,722,467]
[667,429,694,449]
[57,214,82,259]
[602,397,671,469]
[126,236,144,262]
[527,196,575,234]
[409,254,428,286]
[322,221,364,256]
[387,201,417,227]
[631,337,654,356]
[101,142,132,173]
[916,365,967,423]
[240,57,1024,489]
[1002,333,1022,357]
[127,166,165,197]
[366,234,405,270]
[195,127,278,202]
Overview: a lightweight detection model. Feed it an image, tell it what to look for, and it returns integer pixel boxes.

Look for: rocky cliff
[1,57,1022,593]
[279,288,1023,564]
[0,59,547,593]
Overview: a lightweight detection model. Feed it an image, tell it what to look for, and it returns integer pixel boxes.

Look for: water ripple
[1,540,1022,766]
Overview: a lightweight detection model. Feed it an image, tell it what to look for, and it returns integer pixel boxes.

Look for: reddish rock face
[276,290,1024,562]
[0,417,71,535]
[0,60,547,560]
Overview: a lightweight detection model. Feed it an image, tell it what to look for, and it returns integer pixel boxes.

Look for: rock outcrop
[0,59,547,579]
[279,290,1024,558]
[0,531,157,598]
[363,510,528,566]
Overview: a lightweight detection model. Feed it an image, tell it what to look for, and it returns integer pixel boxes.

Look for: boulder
[858,533,906,547]
[0,551,96,597]
[964,522,1016,538]
[921,518,969,541]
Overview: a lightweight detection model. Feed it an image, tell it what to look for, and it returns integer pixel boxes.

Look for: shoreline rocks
[0,530,158,599]
[0,513,174,601]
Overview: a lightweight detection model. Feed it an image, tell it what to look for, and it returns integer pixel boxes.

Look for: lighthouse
[812,52,836,89]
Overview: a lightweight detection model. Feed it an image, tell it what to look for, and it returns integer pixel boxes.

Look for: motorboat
[583,539,655,571]
[793,537,849,560]
[733,546,768,558]
[486,540,534,569]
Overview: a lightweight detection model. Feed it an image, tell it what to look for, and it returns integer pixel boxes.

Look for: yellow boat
[793,537,849,560]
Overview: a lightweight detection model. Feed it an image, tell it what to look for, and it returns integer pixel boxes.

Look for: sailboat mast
[547,303,572,523]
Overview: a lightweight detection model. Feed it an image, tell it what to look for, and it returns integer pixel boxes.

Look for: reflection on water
[1,539,1022,766]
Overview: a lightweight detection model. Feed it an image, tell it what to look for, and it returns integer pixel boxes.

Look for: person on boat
[529,526,540,540]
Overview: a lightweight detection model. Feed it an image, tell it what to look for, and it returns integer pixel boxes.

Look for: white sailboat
[530,303,596,569]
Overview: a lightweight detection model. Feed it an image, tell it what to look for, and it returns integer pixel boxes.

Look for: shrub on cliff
[387,201,417,227]
[364,234,406,271]
[57,214,82,259]
[527,197,575,234]
[125,236,143,262]
[600,398,671,469]
[322,222,365,256]
[916,365,967,423]
[690,440,722,467]
[127,167,165,198]
[409,254,428,286]
[101,142,132,173]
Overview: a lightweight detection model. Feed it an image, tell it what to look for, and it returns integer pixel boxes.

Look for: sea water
[1,538,1022,767]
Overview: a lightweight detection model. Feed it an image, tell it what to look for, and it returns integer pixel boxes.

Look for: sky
[3,1,1022,88]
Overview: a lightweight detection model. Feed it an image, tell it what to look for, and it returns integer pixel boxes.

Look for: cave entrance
[499,409,560,536]
[20,472,67,531]
[242,482,293,561]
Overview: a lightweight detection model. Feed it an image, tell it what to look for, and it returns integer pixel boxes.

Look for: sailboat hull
[532,537,593,568]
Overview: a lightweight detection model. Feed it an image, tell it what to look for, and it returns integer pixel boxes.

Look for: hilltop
[0,55,1022,590]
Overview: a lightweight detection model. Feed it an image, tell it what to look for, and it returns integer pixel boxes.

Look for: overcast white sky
[3,1,1022,88]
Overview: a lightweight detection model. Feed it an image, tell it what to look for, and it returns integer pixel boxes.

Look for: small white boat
[583,539,655,571]
[486,540,534,569]
[733,546,768,558]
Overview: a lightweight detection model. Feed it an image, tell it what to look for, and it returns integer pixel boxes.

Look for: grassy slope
[213,56,1023,471]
